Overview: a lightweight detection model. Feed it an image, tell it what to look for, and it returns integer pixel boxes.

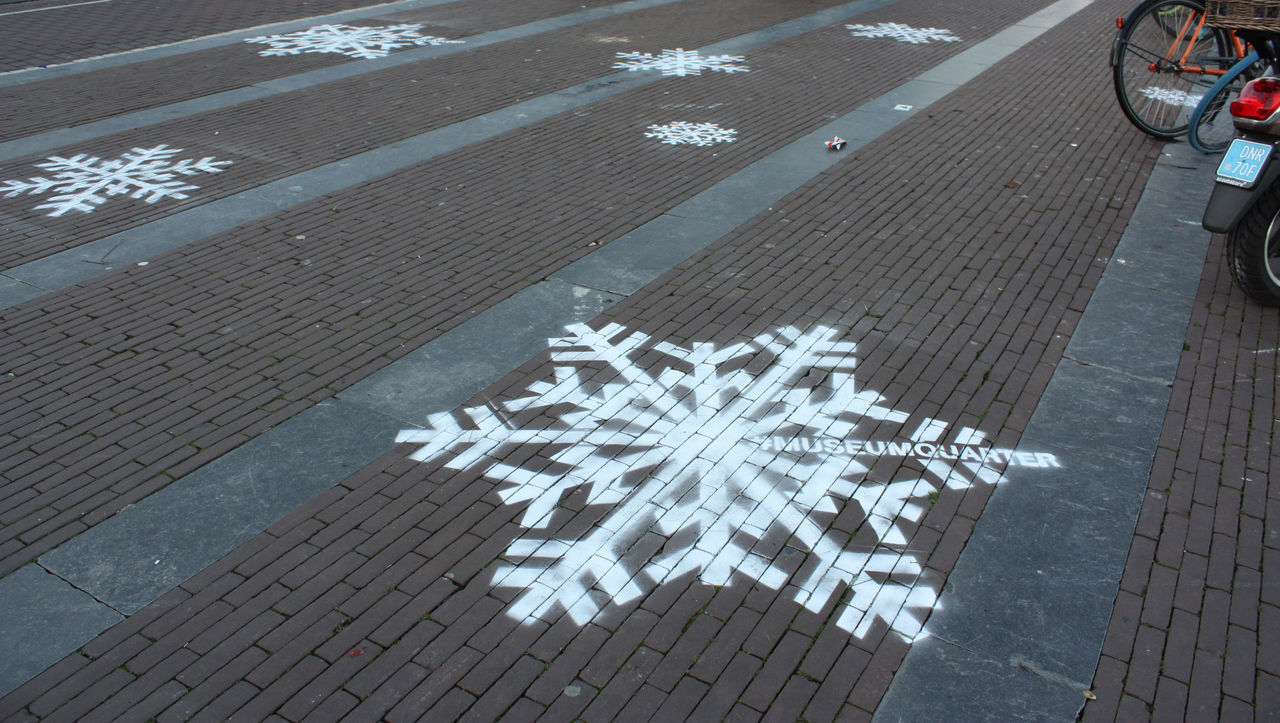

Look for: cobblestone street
[0,0,1275,719]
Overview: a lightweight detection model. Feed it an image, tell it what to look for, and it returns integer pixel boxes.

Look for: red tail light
[1230,77,1280,121]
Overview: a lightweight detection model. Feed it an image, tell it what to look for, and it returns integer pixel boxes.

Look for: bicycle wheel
[1113,0,1233,138]
[1189,51,1264,152]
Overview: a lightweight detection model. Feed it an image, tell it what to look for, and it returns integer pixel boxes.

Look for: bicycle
[1187,2,1280,151]
[1112,0,1249,138]
[1187,50,1265,150]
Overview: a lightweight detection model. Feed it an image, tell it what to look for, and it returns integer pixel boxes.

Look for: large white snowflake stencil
[397,323,1060,641]
[645,121,737,146]
[0,145,232,217]
[244,24,463,59]
[613,48,749,76]
[1137,86,1202,108]
[845,22,961,44]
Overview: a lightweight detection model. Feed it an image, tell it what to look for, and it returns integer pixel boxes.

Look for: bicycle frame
[1179,14,1245,73]
[1113,0,1272,140]
[1120,9,1248,75]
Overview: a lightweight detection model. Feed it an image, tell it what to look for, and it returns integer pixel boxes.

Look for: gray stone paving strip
[37,281,621,615]
[40,400,408,616]
[0,0,461,86]
[0,0,1097,700]
[0,0,901,309]
[340,280,624,427]
[0,565,123,701]
[0,0,689,161]
[553,1,1095,295]
[875,143,1217,721]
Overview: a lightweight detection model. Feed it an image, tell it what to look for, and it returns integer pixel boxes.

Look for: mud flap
[1203,158,1280,232]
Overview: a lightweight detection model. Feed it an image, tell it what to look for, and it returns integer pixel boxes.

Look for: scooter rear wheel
[1227,180,1280,306]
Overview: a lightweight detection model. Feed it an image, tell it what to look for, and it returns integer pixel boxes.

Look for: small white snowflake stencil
[613,48,749,76]
[1137,86,1202,107]
[645,121,737,146]
[1,145,232,217]
[244,24,463,59]
[845,22,961,44]
[397,323,1061,641]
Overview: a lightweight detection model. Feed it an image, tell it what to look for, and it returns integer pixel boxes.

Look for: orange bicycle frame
[1163,9,1248,75]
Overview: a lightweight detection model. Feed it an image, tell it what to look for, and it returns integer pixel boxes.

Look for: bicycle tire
[1113,0,1233,138]
[1188,51,1263,152]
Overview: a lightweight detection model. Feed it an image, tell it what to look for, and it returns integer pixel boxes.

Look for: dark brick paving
[0,0,409,73]
[0,0,632,143]
[1,0,880,266]
[0,0,1049,577]
[1082,232,1279,720]
[0,0,1276,719]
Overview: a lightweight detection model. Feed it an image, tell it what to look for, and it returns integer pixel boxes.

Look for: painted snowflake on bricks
[1137,86,1201,107]
[244,24,463,59]
[398,323,1059,641]
[645,121,737,146]
[845,22,961,44]
[613,48,749,76]
[0,145,232,217]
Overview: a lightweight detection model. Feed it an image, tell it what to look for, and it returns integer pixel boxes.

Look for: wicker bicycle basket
[1206,0,1280,31]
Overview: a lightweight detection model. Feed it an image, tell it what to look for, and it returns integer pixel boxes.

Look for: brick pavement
[0,0,889,265]
[0,0,646,144]
[0,0,1276,719]
[0,0,413,73]
[1082,234,1280,719]
[0,0,1046,578]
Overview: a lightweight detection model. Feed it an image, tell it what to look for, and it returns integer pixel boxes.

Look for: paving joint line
[910,634,1093,694]
[1058,355,1178,388]
[1009,655,1094,693]
[33,561,122,615]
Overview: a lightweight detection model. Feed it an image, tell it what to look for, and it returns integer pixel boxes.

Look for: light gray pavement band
[0,0,691,161]
[0,0,901,309]
[875,143,1217,720]
[0,2,1185,717]
[0,0,485,86]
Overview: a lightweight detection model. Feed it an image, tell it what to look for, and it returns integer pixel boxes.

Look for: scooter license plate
[1216,139,1272,188]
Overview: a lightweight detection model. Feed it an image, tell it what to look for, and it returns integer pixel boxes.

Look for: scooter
[1201,33,1280,306]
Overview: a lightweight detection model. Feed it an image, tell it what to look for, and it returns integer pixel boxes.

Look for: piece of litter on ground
[826,136,847,151]
[894,104,913,111]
